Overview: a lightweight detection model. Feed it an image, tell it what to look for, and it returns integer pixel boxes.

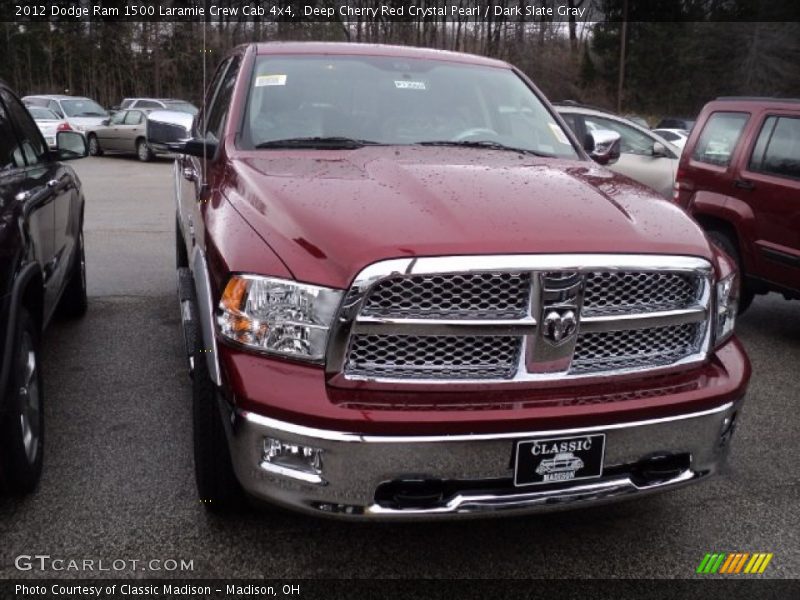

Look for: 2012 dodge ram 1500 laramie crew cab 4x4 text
[147,43,750,519]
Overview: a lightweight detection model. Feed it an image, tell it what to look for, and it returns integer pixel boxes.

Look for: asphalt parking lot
[0,156,798,579]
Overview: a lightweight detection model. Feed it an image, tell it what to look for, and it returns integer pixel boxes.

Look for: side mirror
[101,118,110,126]
[55,131,88,161]
[147,109,216,158]
[652,141,668,157]
[586,129,621,165]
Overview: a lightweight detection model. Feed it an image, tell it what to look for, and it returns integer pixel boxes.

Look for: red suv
[147,43,749,519]
[675,97,800,310]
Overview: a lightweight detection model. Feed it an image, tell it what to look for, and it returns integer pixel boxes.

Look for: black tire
[176,215,189,269]
[707,229,754,314]
[87,134,102,157]
[59,230,88,318]
[0,308,44,494]
[136,139,153,162]
[192,337,245,512]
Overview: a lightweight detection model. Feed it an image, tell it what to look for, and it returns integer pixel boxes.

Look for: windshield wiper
[255,137,383,149]
[417,140,554,158]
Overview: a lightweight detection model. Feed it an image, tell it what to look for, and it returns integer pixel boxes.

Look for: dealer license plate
[514,434,606,487]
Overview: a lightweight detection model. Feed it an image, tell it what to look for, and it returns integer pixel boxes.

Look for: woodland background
[2,0,799,120]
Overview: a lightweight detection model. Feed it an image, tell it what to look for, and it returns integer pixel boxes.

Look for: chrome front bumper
[224,400,742,520]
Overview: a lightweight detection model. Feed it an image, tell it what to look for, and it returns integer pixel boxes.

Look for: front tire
[0,309,44,494]
[192,336,245,512]
[87,134,103,157]
[136,139,153,162]
[708,229,754,314]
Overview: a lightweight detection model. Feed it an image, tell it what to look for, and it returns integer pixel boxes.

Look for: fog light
[261,437,324,484]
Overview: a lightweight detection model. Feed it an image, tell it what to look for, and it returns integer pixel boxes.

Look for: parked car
[148,43,749,518]
[0,80,88,494]
[675,97,800,311]
[115,98,198,115]
[556,104,682,197]
[86,109,159,161]
[656,116,695,131]
[22,95,109,134]
[27,106,67,148]
[653,128,689,149]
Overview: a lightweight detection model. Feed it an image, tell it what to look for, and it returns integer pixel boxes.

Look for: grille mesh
[360,272,530,319]
[344,267,707,382]
[345,334,521,380]
[583,271,700,315]
[571,323,702,373]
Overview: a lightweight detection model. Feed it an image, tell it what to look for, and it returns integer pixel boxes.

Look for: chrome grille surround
[327,255,714,387]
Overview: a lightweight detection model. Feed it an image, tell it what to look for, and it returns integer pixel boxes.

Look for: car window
[120,99,134,109]
[242,55,578,158]
[749,116,800,180]
[124,110,144,125]
[163,101,198,115]
[1,90,47,166]
[204,55,241,143]
[0,98,26,171]
[110,111,127,125]
[48,100,64,117]
[585,116,654,155]
[60,98,108,118]
[24,97,48,108]
[691,112,748,167]
[136,100,161,108]
[655,130,679,141]
[29,107,60,120]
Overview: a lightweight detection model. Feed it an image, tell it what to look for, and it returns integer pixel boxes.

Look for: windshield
[164,101,198,115]
[240,55,577,158]
[61,98,108,118]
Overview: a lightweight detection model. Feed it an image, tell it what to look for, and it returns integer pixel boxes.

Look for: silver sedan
[86,109,158,161]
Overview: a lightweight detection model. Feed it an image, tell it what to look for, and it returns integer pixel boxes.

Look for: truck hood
[225,146,714,289]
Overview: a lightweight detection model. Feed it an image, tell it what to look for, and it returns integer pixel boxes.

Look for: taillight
[57,122,72,132]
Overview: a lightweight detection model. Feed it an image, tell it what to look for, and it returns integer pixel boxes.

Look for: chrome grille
[332,255,712,385]
[571,323,702,374]
[583,271,700,315]
[346,334,521,380]
[360,272,530,319]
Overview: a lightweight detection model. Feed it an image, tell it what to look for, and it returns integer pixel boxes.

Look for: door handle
[734,179,755,191]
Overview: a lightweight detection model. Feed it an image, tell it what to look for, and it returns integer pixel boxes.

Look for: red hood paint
[224,146,714,289]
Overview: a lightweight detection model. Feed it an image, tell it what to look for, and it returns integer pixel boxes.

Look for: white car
[652,128,689,150]
[556,104,682,198]
[22,95,109,134]
[26,106,66,148]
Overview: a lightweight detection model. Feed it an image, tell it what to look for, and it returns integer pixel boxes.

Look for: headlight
[217,275,343,362]
[715,271,739,346]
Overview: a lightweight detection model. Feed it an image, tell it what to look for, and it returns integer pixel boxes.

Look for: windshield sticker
[255,74,287,87]
[548,122,571,145]
[394,80,426,90]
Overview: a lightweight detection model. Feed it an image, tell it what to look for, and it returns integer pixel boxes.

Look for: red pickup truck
[148,43,749,519]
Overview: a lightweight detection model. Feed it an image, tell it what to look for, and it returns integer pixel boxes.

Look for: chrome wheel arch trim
[191,246,222,385]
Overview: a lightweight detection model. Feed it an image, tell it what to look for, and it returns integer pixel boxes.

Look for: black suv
[0,80,88,494]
